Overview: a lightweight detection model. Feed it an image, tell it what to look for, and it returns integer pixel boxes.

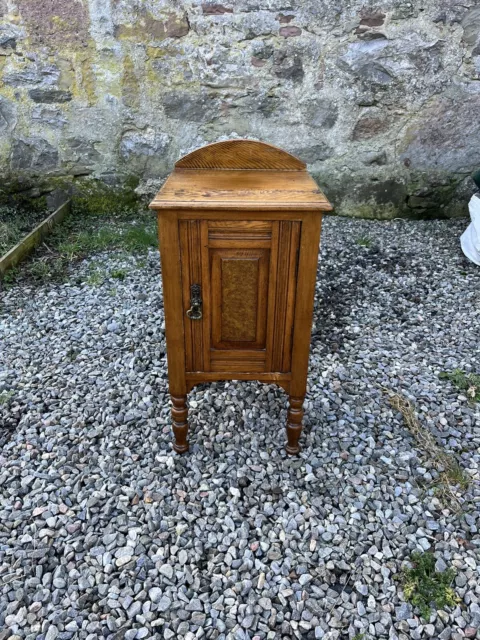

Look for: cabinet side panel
[157,212,186,394]
[290,213,322,397]
[271,220,301,372]
[265,222,280,372]
[282,221,301,372]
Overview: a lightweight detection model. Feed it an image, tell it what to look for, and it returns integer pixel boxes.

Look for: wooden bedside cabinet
[149,140,333,454]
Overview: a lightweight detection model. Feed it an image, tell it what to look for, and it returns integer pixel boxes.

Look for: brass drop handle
[186,283,202,320]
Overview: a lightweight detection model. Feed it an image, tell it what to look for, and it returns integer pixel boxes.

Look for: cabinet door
[179,219,301,373]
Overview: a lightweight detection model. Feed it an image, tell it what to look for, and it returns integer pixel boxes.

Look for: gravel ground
[0,216,479,640]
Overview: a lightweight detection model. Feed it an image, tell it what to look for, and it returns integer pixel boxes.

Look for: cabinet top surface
[149,140,333,212]
[150,170,333,211]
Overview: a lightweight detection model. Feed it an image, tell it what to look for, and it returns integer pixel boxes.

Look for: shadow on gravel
[312,243,422,356]
[0,400,20,448]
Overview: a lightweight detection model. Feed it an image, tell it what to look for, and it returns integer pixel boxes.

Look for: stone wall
[1,0,480,217]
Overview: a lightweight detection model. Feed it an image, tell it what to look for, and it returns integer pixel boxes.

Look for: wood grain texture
[210,249,269,349]
[206,221,273,366]
[178,210,308,220]
[210,350,267,372]
[157,212,187,395]
[179,220,204,372]
[200,220,212,372]
[171,395,189,453]
[208,220,272,239]
[270,221,301,372]
[152,140,333,455]
[289,212,323,399]
[175,139,306,171]
[186,371,291,394]
[150,170,332,211]
[286,396,305,455]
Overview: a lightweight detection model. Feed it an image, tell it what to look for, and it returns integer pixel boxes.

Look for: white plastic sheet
[460,194,480,266]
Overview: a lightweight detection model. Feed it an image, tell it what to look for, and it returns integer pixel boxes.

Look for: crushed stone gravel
[0,216,479,640]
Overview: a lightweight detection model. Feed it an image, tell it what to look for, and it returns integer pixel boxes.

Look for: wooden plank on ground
[0,200,71,277]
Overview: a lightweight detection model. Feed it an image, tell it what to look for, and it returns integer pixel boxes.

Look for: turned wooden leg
[286,395,304,455]
[171,395,189,453]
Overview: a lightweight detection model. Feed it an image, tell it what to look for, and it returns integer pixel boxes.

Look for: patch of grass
[4,210,157,285]
[28,257,67,282]
[0,206,48,256]
[123,225,157,251]
[83,264,130,287]
[86,269,105,286]
[439,369,480,403]
[385,391,470,511]
[0,390,14,404]
[355,236,372,247]
[58,228,121,260]
[402,552,459,619]
[1,176,155,286]
[443,460,471,490]
[1,266,19,286]
[352,634,365,640]
[0,219,21,256]
[57,225,156,260]
[110,268,127,281]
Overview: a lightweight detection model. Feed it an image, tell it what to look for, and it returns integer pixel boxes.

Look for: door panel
[179,218,301,374]
[211,249,269,349]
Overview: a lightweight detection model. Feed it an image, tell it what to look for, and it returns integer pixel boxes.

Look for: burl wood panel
[211,250,269,348]
[220,257,258,342]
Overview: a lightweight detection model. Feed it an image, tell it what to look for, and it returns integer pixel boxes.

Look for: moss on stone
[72,177,140,216]
[122,55,141,110]
[0,174,142,220]
[314,168,471,220]
[338,198,401,220]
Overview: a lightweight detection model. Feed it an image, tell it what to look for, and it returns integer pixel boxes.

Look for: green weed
[5,214,156,285]
[28,258,67,282]
[57,224,156,260]
[355,236,372,247]
[86,270,105,286]
[110,269,127,280]
[0,390,14,404]
[58,228,119,259]
[402,552,459,619]
[439,369,480,403]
